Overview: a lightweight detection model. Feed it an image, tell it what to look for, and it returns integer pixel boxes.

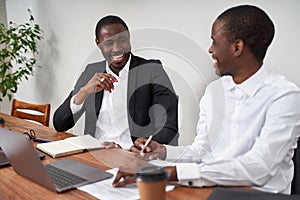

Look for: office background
[1,0,299,145]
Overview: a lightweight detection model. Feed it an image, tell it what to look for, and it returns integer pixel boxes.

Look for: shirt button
[188,181,193,187]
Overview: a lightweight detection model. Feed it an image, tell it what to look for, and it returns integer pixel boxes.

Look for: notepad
[36,135,105,158]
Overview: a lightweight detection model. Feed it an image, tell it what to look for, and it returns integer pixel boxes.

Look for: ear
[95,38,100,47]
[233,39,244,57]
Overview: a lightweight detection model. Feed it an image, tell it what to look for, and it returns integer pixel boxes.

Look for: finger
[135,152,152,161]
[97,73,118,84]
[140,150,145,157]
[101,141,112,146]
[112,170,125,186]
[98,76,117,92]
[101,142,115,149]
[93,78,104,92]
[102,74,118,83]
[112,170,135,187]
[148,153,159,160]
[134,137,147,148]
[96,80,112,93]
[113,176,136,187]
[142,141,156,153]
[102,79,115,92]
[130,146,141,153]
[145,146,152,153]
[114,144,122,149]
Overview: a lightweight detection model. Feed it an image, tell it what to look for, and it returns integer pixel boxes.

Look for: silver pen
[140,135,153,155]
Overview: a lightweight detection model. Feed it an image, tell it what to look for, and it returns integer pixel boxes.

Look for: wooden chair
[11,99,51,126]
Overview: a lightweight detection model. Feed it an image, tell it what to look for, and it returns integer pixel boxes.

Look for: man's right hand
[74,72,118,105]
[130,137,167,160]
[86,72,118,94]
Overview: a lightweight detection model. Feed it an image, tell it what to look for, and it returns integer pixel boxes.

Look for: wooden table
[0,112,238,200]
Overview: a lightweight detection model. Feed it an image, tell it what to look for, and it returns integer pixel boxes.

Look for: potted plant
[0,9,43,102]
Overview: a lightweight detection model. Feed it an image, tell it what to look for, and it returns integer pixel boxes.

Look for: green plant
[0,9,43,101]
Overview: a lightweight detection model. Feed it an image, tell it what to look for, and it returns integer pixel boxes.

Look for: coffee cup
[136,165,168,200]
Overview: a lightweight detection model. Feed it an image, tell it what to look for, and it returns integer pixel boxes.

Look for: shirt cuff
[165,145,188,160]
[176,163,203,187]
[70,96,83,114]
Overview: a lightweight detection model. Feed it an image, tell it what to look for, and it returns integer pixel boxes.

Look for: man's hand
[165,166,178,182]
[112,166,178,187]
[112,169,136,187]
[74,72,118,105]
[130,137,167,160]
[101,141,122,149]
[91,72,118,93]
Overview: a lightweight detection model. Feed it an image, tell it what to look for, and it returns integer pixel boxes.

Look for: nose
[112,41,122,52]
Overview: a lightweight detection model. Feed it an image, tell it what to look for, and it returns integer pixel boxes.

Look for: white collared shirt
[70,56,133,150]
[166,67,300,194]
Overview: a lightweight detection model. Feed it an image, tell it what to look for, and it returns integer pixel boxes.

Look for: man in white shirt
[112,5,300,194]
[53,15,178,149]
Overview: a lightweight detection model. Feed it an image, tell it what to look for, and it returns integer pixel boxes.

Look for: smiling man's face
[96,23,131,74]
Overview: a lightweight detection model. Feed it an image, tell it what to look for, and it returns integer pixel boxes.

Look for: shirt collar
[105,54,131,78]
[222,66,269,97]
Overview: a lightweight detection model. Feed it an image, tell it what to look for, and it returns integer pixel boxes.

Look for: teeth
[112,54,124,61]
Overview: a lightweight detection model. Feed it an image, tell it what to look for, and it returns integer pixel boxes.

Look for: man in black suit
[53,15,178,149]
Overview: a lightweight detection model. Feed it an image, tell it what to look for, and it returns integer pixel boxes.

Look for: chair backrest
[11,99,50,126]
[292,137,300,194]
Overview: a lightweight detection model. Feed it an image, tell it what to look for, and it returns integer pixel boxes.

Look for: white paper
[66,135,105,149]
[78,168,175,200]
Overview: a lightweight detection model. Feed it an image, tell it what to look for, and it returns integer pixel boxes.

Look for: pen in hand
[140,135,153,156]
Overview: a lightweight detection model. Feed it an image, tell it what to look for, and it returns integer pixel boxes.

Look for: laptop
[0,147,45,168]
[0,127,113,193]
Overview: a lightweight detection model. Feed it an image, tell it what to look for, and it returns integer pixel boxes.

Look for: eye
[101,40,113,47]
[117,36,128,44]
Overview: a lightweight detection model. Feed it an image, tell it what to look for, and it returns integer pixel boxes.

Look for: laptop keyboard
[45,164,87,189]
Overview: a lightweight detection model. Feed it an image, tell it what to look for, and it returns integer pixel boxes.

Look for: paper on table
[78,168,175,200]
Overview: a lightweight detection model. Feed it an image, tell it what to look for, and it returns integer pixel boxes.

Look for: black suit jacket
[53,54,178,145]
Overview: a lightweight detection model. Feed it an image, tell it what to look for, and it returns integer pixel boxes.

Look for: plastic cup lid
[136,165,168,182]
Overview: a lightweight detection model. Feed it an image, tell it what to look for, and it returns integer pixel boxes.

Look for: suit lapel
[95,67,107,117]
[127,55,139,132]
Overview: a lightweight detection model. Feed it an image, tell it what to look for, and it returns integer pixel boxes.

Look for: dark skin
[73,23,131,149]
[209,19,262,84]
[96,23,131,76]
[112,138,178,187]
[112,19,264,187]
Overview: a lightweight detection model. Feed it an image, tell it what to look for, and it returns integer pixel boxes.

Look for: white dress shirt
[166,66,300,194]
[70,56,133,150]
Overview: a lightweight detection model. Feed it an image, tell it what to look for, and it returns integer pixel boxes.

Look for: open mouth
[212,58,218,67]
[111,54,125,63]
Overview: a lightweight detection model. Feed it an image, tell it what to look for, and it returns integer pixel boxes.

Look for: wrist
[159,145,167,160]
[74,87,89,105]
[165,166,178,182]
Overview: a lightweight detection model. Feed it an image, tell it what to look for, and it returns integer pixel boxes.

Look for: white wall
[4,0,300,145]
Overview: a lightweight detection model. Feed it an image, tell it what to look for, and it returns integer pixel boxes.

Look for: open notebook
[37,134,105,158]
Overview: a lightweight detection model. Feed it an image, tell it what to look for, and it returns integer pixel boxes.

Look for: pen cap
[136,165,168,182]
